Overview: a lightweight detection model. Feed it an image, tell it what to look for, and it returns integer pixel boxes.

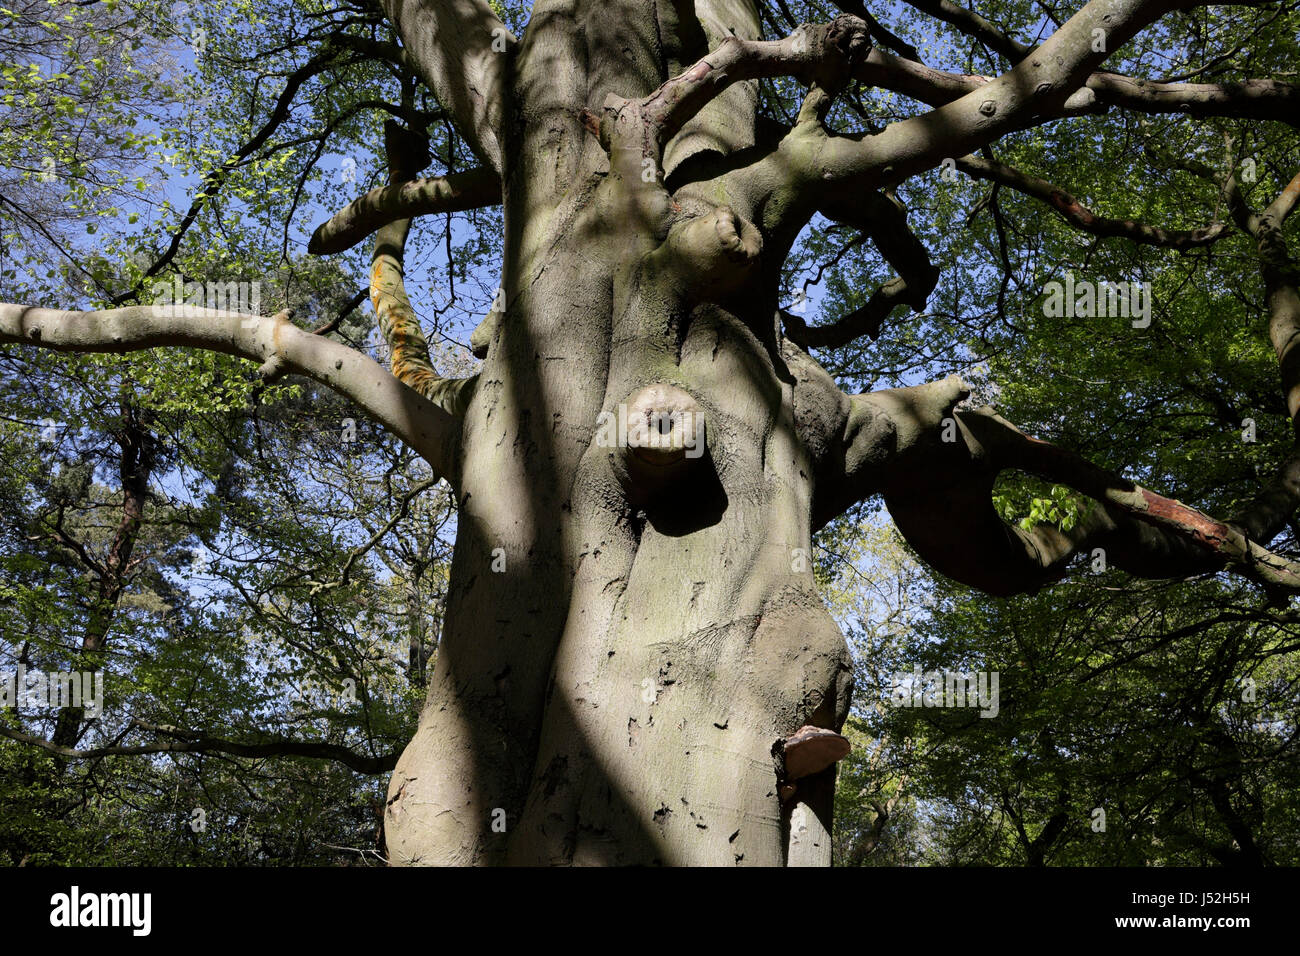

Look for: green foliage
[0,0,466,858]
[2,0,1299,867]
[785,0,1300,866]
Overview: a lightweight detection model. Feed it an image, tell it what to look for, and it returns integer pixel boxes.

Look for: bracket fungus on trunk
[775,724,852,798]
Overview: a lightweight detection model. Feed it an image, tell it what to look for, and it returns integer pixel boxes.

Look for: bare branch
[307,477,439,595]
[895,0,1032,62]
[781,275,922,348]
[0,304,459,481]
[309,166,500,254]
[856,49,1004,108]
[311,288,368,336]
[114,45,364,304]
[957,154,1231,248]
[782,191,939,347]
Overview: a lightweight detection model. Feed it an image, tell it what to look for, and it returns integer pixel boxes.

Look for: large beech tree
[3,0,1299,865]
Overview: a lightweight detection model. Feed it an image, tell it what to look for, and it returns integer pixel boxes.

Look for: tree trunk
[381,1,853,866]
[51,401,157,749]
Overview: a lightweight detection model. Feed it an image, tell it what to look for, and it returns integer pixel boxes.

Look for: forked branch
[368,121,477,415]
[839,378,1300,595]
[787,0,1280,203]
[0,721,398,774]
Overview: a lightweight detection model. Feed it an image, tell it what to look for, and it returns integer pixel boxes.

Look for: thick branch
[855,47,1300,124]
[0,304,458,481]
[816,375,1300,596]
[1086,73,1300,126]
[786,0,1174,207]
[309,166,500,255]
[782,191,940,347]
[953,405,1300,590]
[639,15,872,150]
[799,0,1299,201]
[585,15,871,168]
[856,49,1002,108]
[1230,169,1300,543]
[378,0,515,174]
[368,121,475,414]
[1253,169,1300,418]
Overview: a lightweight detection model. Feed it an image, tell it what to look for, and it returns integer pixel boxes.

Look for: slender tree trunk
[51,402,156,749]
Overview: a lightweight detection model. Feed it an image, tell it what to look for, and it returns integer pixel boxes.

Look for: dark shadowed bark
[47,402,156,749]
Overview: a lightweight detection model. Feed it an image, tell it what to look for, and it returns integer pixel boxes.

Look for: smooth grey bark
[381,0,860,867]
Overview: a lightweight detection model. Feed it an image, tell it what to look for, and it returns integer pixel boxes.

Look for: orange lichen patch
[370,246,443,400]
